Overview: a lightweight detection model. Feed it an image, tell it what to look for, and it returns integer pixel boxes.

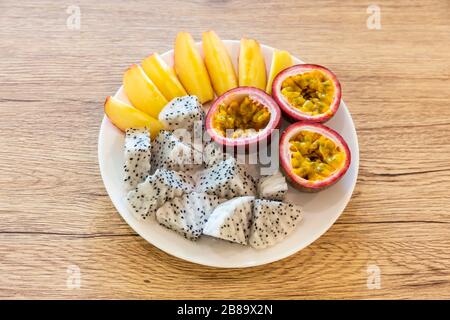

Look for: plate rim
[98,40,360,268]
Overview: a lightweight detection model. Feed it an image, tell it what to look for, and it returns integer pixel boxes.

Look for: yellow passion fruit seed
[213,96,271,138]
[281,70,335,116]
[289,131,344,181]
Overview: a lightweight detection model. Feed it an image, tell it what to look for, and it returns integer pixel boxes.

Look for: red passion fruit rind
[279,122,351,192]
[272,64,342,123]
[205,86,281,148]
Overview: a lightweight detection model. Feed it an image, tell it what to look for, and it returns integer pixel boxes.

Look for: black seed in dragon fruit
[249,199,302,249]
[203,196,254,245]
[123,128,151,191]
[126,168,194,220]
[195,157,256,199]
[257,170,288,201]
[156,192,226,240]
[158,95,204,131]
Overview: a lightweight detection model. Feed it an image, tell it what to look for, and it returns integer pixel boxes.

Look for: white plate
[98,40,359,268]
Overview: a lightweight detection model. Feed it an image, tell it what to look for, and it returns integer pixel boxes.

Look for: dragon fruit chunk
[249,199,302,249]
[156,192,225,240]
[195,157,256,199]
[151,130,202,171]
[202,141,231,167]
[257,171,288,201]
[126,168,194,220]
[158,95,204,131]
[203,196,254,245]
[123,128,151,191]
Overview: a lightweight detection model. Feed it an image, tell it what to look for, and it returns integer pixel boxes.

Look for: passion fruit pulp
[213,96,270,138]
[279,122,350,192]
[272,64,342,123]
[205,87,281,149]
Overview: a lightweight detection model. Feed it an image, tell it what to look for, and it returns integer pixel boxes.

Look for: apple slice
[142,53,187,101]
[123,64,168,118]
[104,96,164,138]
[174,32,214,103]
[238,38,267,90]
[266,50,292,94]
[202,30,238,96]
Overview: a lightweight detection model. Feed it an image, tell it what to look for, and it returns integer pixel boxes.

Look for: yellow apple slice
[123,64,168,118]
[104,96,164,138]
[174,31,214,103]
[141,53,187,101]
[266,50,293,94]
[202,30,238,96]
[238,38,267,90]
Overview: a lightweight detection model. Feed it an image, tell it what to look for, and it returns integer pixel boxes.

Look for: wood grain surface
[0,0,449,299]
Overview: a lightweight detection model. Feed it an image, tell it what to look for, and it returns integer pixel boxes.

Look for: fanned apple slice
[142,53,187,101]
[238,38,267,90]
[202,30,238,96]
[266,50,292,94]
[174,32,214,103]
[123,64,168,118]
[104,96,164,138]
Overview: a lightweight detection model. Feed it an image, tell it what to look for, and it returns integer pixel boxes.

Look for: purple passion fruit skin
[280,122,351,192]
[206,87,281,150]
[272,64,342,123]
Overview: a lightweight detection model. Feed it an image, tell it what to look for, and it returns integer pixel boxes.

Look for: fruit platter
[98,31,359,268]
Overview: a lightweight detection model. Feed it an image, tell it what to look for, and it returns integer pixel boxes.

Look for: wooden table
[1,0,449,300]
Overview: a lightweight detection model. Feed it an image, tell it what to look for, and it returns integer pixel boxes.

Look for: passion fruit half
[280,122,350,192]
[272,64,341,123]
[205,87,281,149]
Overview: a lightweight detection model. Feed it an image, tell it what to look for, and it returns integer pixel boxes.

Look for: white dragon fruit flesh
[202,141,231,167]
[126,168,194,220]
[156,192,226,240]
[257,171,288,201]
[203,196,254,245]
[158,95,204,131]
[249,199,302,249]
[151,130,202,171]
[195,157,256,199]
[123,128,151,191]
